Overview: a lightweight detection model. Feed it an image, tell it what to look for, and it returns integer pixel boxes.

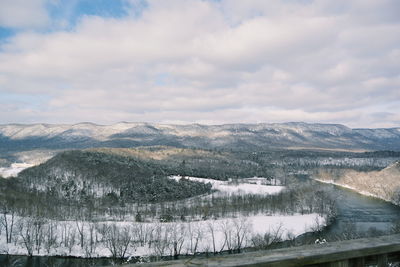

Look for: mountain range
[1,122,400,152]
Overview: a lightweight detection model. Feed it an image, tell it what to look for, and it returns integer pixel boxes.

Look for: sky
[0,0,399,128]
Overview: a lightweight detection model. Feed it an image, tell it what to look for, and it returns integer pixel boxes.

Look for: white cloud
[0,0,50,29]
[0,0,399,128]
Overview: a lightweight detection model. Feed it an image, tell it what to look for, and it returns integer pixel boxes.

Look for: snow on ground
[0,213,325,258]
[0,175,323,258]
[170,176,285,195]
[0,163,34,178]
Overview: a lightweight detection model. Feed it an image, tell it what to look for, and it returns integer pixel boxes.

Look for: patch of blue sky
[69,0,129,18]
[46,0,135,30]
[0,27,16,42]
[1,1,149,37]
[0,93,50,107]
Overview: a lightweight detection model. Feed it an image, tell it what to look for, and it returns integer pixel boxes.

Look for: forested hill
[314,161,400,205]
[17,150,211,203]
[87,147,269,180]
[15,147,400,204]
[1,122,400,152]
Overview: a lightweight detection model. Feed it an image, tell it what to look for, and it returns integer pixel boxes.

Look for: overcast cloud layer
[0,0,399,128]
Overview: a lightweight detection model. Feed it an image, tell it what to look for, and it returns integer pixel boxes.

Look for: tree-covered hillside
[1,146,398,221]
[314,161,400,205]
[89,146,267,180]
[17,150,211,203]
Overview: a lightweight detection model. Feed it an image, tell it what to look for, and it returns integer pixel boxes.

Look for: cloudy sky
[0,0,399,128]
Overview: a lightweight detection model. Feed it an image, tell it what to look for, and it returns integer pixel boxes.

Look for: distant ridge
[1,122,400,152]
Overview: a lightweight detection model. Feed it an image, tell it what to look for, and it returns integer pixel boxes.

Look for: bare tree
[207,221,217,254]
[17,218,34,257]
[84,222,98,258]
[251,223,284,250]
[152,223,169,258]
[232,217,251,253]
[187,222,203,255]
[1,202,15,244]
[219,220,234,253]
[75,221,85,249]
[33,218,44,254]
[44,221,58,254]
[132,223,152,247]
[310,216,324,234]
[66,225,77,254]
[169,223,186,259]
[104,225,132,259]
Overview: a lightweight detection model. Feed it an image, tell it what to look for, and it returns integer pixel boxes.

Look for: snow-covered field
[0,176,326,259]
[170,176,285,196]
[0,213,325,258]
[0,163,34,178]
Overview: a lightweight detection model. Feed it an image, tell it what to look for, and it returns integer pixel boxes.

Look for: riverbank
[313,161,400,206]
[314,178,398,206]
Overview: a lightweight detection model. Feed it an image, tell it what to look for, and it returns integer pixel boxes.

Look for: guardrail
[126,234,400,267]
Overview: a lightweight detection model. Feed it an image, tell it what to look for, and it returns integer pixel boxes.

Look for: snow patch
[170,176,285,195]
[0,163,34,178]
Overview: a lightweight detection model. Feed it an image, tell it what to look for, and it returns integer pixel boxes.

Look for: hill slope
[17,150,212,203]
[314,161,400,205]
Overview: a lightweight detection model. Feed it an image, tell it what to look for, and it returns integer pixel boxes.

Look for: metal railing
[127,234,400,267]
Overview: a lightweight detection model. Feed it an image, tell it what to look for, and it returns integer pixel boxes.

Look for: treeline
[128,182,337,223]
[2,203,398,260]
[0,179,336,223]
[0,213,329,260]
[94,147,400,180]
[0,214,253,259]
[238,149,400,174]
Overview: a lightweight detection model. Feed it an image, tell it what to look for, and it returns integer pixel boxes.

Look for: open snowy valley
[0,143,399,266]
[0,147,338,264]
[1,190,325,260]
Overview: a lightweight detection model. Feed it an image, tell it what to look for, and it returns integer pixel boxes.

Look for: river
[321,183,400,237]
[1,184,400,266]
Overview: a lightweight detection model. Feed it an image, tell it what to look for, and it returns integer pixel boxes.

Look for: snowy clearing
[170,176,285,196]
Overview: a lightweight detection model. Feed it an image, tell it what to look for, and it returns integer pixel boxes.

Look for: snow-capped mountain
[1,122,400,152]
